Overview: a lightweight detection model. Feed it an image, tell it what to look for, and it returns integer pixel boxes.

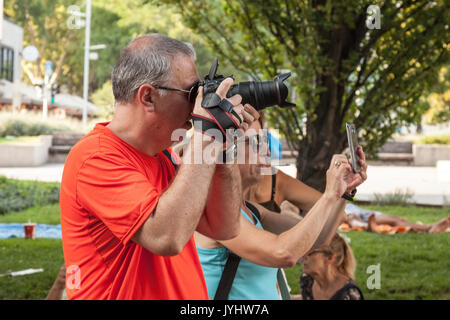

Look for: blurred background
[0,0,448,300]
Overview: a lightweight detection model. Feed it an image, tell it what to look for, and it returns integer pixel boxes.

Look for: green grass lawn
[0,238,64,300]
[0,202,449,299]
[0,203,61,225]
[0,203,63,300]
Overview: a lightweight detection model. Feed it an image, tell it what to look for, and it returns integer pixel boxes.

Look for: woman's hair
[326,233,357,279]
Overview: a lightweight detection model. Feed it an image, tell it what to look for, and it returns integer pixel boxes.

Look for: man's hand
[241,104,260,131]
[192,78,259,131]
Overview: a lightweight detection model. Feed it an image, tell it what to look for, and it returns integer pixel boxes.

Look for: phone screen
[346,123,361,173]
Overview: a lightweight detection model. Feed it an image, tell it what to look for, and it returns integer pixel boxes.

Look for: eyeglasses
[307,248,331,256]
[153,82,200,103]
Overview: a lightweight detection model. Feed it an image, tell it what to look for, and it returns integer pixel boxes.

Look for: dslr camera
[189,59,296,110]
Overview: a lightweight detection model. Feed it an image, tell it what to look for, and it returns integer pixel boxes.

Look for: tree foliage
[4,0,134,95]
[5,0,246,103]
[423,66,450,124]
[165,0,450,190]
[90,80,114,119]
[5,0,82,90]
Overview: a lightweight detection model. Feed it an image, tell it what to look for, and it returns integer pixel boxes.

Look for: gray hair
[111,34,195,103]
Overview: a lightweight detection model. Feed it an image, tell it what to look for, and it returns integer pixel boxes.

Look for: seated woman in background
[300,233,364,300]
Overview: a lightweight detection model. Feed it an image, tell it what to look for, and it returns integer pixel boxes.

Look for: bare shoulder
[276,169,294,182]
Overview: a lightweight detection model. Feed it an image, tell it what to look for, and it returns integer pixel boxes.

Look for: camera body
[201,73,231,98]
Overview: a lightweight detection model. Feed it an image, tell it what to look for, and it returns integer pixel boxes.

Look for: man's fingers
[234,104,244,115]
[231,104,244,124]
[241,110,255,124]
[215,77,234,99]
[227,93,242,107]
[244,104,260,121]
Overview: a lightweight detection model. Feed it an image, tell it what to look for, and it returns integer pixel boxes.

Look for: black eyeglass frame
[152,83,200,103]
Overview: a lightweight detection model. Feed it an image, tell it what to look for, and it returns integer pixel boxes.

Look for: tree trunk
[295,23,352,192]
[296,124,347,192]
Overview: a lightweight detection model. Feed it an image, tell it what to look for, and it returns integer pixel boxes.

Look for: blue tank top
[197,208,280,300]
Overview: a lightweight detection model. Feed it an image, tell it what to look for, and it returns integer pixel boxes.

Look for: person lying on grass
[341,204,450,234]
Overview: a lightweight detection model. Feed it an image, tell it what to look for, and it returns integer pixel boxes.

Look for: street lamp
[68,2,106,128]
[82,0,91,128]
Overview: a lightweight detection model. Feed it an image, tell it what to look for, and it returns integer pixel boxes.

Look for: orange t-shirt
[60,122,208,300]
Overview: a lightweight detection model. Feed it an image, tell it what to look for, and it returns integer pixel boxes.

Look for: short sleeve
[76,153,160,245]
[342,286,364,300]
[299,273,314,300]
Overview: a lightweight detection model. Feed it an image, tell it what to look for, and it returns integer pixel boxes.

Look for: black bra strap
[244,201,261,221]
[270,173,277,201]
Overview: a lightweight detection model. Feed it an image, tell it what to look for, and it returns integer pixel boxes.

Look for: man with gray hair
[60,34,259,299]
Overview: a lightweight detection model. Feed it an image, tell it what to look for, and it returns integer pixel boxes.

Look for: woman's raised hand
[324,147,368,200]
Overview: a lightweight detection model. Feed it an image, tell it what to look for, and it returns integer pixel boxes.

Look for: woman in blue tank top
[195,118,368,300]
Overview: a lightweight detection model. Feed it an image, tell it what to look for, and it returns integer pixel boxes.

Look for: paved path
[0,163,64,182]
[0,163,449,206]
[276,164,450,206]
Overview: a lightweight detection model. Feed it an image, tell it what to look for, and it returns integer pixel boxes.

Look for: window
[0,46,14,82]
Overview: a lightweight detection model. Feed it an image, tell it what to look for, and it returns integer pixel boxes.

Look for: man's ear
[136,84,156,112]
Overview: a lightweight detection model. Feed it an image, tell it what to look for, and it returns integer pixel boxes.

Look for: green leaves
[163,0,449,188]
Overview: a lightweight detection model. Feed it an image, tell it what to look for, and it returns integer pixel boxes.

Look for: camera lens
[226,73,293,110]
[190,62,295,110]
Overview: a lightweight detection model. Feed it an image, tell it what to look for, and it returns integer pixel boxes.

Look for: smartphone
[346,123,361,173]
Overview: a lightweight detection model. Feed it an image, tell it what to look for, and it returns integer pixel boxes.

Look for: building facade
[0,15,23,109]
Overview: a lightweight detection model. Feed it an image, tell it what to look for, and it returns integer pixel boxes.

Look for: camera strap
[202,92,242,125]
[191,114,225,141]
[191,94,242,143]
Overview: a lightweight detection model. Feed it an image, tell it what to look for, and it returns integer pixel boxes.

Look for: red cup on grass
[24,223,36,240]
